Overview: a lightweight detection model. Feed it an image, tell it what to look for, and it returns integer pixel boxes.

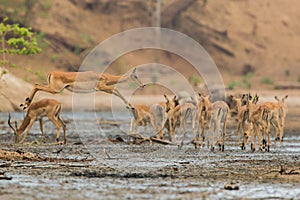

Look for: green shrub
[227,81,240,90]
[242,72,253,89]
[50,55,57,62]
[261,77,273,85]
[189,75,201,87]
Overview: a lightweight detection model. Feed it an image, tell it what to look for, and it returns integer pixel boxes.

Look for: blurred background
[0,0,299,111]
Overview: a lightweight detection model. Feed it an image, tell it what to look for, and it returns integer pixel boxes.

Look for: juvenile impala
[242,99,266,152]
[196,93,212,147]
[258,95,288,146]
[20,68,145,109]
[166,96,197,149]
[9,99,66,144]
[210,101,229,151]
[230,95,249,145]
[149,103,168,140]
[128,104,151,134]
[274,95,288,142]
[157,94,178,141]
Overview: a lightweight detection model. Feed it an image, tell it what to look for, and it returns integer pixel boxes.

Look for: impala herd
[7,68,288,152]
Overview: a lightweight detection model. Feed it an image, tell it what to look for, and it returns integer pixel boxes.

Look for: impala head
[241,93,250,106]
[130,68,146,88]
[164,94,177,112]
[275,95,288,103]
[229,95,241,109]
[8,113,19,143]
[198,93,211,111]
[126,102,134,110]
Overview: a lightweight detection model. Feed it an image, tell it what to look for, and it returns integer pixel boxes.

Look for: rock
[224,182,239,190]
[0,172,12,180]
[0,69,32,111]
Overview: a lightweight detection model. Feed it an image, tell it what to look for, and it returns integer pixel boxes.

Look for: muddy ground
[0,110,299,200]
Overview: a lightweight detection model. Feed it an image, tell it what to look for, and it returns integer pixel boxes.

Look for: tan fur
[258,95,288,146]
[129,105,151,134]
[9,99,66,144]
[210,101,229,151]
[160,95,177,142]
[165,95,197,148]
[21,68,144,109]
[197,93,212,146]
[231,96,249,145]
[243,101,266,152]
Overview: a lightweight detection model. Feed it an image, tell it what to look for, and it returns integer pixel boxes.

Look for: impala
[258,95,288,147]
[210,101,229,151]
[149,103,168,140]
[165,96,197,149]
[274,95,288,142]
[242,100,266,152]
[9,99,66,144]
[196,93,212,147]
[128,104,151,134]
[20,68,145,109]
[159,94,178,141]
[230,95,249,145]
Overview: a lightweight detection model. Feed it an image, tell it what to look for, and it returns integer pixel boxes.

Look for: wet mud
[0,112,299,199]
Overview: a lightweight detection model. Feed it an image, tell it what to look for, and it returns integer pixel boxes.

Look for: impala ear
[163,94,169,102]
[283,95,288,101]
[274,96,279,101]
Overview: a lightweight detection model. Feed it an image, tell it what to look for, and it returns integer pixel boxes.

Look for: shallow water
[0,112,299,199]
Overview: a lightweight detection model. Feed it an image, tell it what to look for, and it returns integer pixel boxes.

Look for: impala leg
[258,124,262,152]
[270,116,279,144]
[251,125,257,152]
[20,118,36,143]
[201,118,206,143]
[236,121,241,144]
[48,115,62,144]
[58,115,66,144]
[39,118,46,143]
[278,121,284,147]
[179,121,186,149]
[267,119,271,151]
[211,121,216,151]
[21,84,62,109]
[192,113,196,141]
[196,115,200,141]
[222,113,228,151]
[131,119,141,134]
[215,118,221,150]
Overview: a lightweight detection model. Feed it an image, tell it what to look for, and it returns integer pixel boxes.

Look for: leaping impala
[9,99,66,144]
[20,68,145,110]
